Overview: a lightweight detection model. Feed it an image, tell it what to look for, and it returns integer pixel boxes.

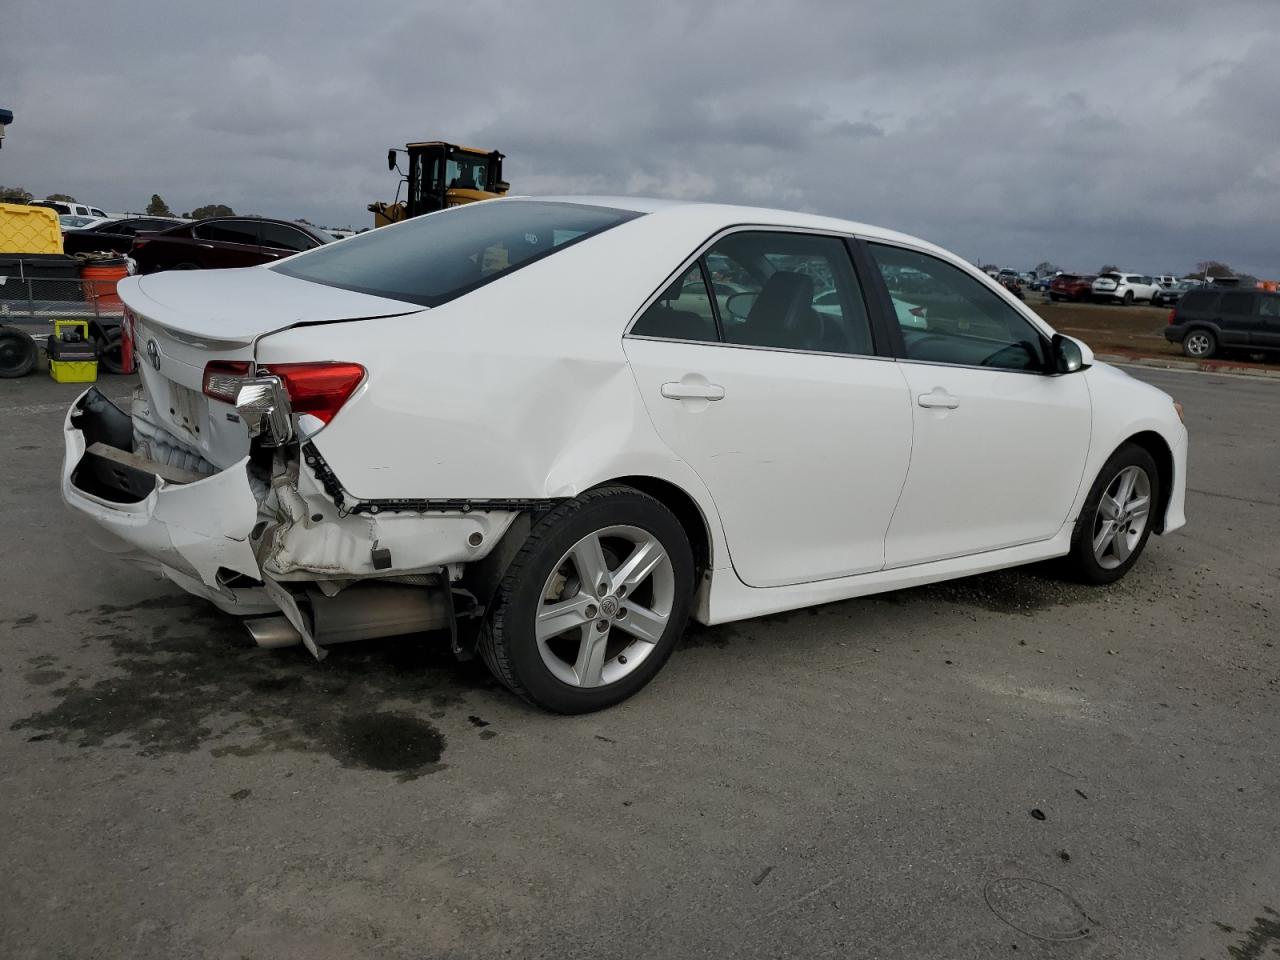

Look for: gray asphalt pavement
[1,365,1276,959]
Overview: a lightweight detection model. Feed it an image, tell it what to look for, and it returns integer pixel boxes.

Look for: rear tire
[96,330,127,374]
[0,327,38,378]
[1063,443,1160,585]
[1048,293,1061,302]
[1122,290,1134,305]
[1182,328,1216,359]
[479,486,695,713]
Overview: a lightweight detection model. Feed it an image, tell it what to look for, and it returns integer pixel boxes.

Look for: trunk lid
[119,266,422,469]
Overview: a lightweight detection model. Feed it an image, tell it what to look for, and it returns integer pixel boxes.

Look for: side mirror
[386,148,398,172]
[494,180,511,194]
[1051,333,1092,374]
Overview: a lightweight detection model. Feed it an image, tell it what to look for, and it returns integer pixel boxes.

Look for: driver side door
[865,243,1092,567]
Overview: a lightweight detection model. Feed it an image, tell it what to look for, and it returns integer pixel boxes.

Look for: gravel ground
[0,365,1276,960]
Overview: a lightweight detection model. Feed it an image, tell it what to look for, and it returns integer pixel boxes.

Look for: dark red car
[1048,273,1096,302]
[130,216,333,274]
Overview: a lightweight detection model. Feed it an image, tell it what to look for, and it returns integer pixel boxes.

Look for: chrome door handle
[917,390,959,409]
[661,381,725,401]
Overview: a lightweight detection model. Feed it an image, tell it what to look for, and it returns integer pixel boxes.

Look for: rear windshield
[1100,273,1121,280]
[272,200,640,307]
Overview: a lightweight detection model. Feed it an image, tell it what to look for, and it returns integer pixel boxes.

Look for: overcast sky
[2,1,1277,276]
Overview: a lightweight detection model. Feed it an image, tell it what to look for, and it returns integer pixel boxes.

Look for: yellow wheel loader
[369,141,509,227]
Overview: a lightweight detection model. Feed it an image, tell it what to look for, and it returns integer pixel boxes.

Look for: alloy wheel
[1185,332,1212,357]
[535,525,675,688]
[1092,466,1151,570]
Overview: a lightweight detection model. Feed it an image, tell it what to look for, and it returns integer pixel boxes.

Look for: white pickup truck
[32,200,108,219]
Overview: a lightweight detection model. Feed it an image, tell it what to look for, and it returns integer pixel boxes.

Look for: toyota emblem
[146,338,160,371]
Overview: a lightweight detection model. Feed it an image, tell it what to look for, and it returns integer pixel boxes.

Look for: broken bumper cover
[60,388,272,615]
[61,388,520,631]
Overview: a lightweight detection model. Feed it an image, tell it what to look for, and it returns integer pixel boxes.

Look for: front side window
[868,244,1047,371]
[631,264,718,343]
[260,223,319,252]
[704,231,873,355]
[272,201,639,307]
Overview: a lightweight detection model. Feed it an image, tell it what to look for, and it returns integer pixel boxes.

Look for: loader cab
[401,142,508,218]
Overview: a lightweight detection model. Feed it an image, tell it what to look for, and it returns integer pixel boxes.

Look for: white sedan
[62,198,1188,712]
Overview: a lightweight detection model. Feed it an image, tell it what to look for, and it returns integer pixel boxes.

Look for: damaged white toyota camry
[62,197,1187,712]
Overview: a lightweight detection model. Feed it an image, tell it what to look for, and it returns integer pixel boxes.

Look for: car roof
[509,195,951,258]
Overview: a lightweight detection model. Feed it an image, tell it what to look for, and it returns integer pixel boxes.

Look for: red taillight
[1168,309,1176,325]
[202,360,253,402]
[202,360,365,425]
[132,238,149,250]
[267,362,366,424]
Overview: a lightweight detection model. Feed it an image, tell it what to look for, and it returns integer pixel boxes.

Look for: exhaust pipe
[244,615,303,649]
[243,583,453,649]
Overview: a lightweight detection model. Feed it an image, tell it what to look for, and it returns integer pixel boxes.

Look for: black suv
[1164,288,1280,359]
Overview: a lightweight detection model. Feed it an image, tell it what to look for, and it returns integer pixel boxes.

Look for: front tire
[479,486,695,713]
[1064,443,1159,585]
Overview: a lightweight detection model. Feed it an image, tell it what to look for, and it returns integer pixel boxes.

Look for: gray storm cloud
[2,0,1276,276]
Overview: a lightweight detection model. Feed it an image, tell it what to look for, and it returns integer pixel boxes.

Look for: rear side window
[196,220,259,245]
[1219,292,1255,316]
[631,264,718,343]
[273,201,639,307]
[712,232,873,355]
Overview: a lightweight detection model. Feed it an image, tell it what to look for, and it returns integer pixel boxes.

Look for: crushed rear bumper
[60,387,273,615]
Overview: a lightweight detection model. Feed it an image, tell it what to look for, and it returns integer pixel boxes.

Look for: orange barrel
[81,258,129,310]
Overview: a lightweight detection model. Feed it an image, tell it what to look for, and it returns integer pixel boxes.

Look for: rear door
[1256,294,1280,349]
[864,242,1092,567]
[624,230,913,587]
[1216,290,1261,346]
[194,220,265,268]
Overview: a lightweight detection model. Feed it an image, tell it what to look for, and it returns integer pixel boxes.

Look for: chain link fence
[0,273,126,323]
[0,273,130,376]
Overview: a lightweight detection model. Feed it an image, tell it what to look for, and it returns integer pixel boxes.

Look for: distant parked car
[1092,272,1160,305]
[130,216,334,273]
[1151,279,1201,307]
[58,214,107,231]
[1000,277,1026,300]
[62,216,183,256]
[1048,274,1096,302]
[1164,288,1280,359]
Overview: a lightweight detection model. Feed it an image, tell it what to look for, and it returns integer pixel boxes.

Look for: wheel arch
[1121,430,1174,534]
[599,475,714,578]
